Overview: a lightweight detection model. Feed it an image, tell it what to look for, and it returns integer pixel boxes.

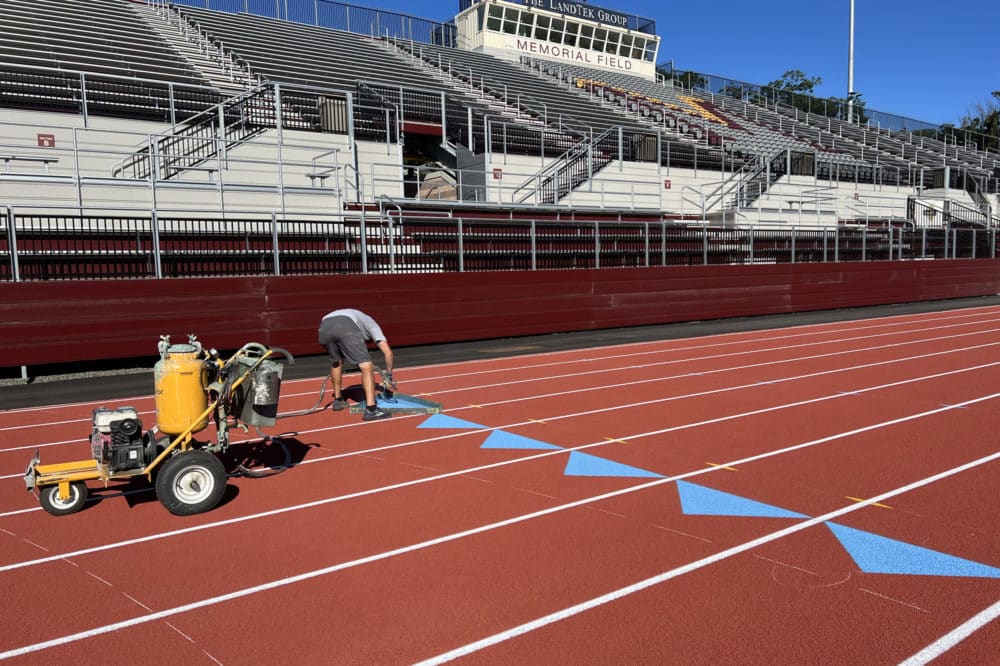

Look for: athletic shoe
[331,397,348,411]
[362,407,391,421]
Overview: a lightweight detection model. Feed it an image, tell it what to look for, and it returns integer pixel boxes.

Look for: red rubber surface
[1,305,998,664]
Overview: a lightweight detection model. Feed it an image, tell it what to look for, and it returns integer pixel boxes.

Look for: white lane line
[2,347,998,526]
[402,321,1000,398]
[1,367,996,571]
[4,318,1000,458]
[393,308,1000,384]
[417,453,1000,664]
[898,599,1000,665]
[3,306,998,424]
[2,398,998,661]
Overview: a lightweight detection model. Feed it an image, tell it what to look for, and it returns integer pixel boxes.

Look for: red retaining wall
[3,260,999,368]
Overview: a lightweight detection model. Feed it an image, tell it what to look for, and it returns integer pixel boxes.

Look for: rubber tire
[39,482,88,516]
[155,450,227,516]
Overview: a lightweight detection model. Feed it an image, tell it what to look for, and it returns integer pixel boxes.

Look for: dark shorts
[318,316,371,366]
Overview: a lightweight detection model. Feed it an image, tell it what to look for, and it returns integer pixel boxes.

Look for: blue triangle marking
[826,523,1000,578]
[418,414,487,430]
[564,451,663,478]
[676,481,807,519]
[481,430,563,450]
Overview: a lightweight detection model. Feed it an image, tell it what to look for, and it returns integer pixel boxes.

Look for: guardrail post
[79,73,89,128]
[7,207,20,282]
[834,226,840,262]
[457,218,464,272]
[359,206,369,274]
[274,83,283,143]
[643,222,650,267]
[387,211,396,273]
[271,212,281,275]
[702,224,708,265]
[168,83,176,127]
[530,219,537,270]
[660,220,666,266]
[6,206,28,382]
[467,107,473,151]
[150,209,163,279]
[439,92,447,147]
[861,227,867,261]
[790,227,796,263]
[594,221,600,269]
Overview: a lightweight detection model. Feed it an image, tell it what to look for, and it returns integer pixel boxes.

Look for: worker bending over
[318,308,395,421]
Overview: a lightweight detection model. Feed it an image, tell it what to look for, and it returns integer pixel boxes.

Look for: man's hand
[380,369,398,392]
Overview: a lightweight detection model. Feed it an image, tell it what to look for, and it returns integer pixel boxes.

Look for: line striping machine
[24,335,294,517]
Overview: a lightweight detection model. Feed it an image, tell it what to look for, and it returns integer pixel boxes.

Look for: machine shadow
[225,436,317,477]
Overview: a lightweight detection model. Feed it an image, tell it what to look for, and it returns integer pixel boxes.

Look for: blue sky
[359,0,998,126]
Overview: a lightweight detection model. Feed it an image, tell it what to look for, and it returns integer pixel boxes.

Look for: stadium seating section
[0,0,997,281]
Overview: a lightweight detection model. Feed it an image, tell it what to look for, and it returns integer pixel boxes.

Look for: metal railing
[170,0,458,45]
[662,67,1000,155]
[2,206,996,282]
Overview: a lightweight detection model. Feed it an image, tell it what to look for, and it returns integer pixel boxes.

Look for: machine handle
[240,342,270,358]
[268,346,295,366]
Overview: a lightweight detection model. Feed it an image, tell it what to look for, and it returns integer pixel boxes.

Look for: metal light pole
[847,0,856,123]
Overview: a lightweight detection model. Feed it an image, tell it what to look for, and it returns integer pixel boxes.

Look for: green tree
[765,69,822,95]
[765,69,868,124]
[960,92,1000,150]
[765,69,827,115]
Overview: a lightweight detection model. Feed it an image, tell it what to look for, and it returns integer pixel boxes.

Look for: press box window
[534,14,550,40]
[517,13,534,37]
[605,31,619,54]
[502,6,520,34]
[563,21,579,46]
[486,4,502,31]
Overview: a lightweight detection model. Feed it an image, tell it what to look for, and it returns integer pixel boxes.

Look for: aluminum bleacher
[0,0,220,121]
[174,6,491,144]
[0,0,996,237]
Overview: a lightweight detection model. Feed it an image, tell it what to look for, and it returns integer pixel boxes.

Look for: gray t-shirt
[322,308,386,343]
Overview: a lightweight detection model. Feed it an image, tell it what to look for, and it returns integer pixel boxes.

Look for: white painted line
[2,396,998,661]
[417,452,1000,664]
[2,305,998,423]
[4,318,1000,458]
[898,599,1000,665]
[1,373,996,567]
[3,348,999,524]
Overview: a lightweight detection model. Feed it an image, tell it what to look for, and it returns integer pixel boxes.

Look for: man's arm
[376,339,393,374]
[375,339,396,390]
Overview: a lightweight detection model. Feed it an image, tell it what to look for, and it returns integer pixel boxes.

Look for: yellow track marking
[846,496,893,509]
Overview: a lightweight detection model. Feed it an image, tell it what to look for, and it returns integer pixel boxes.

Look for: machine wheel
[155,450,227,516]
[39,482,89,516]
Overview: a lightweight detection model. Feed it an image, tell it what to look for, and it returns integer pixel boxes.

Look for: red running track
[1,305,998,664]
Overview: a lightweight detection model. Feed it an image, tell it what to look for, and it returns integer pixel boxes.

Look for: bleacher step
[132,3,253,96]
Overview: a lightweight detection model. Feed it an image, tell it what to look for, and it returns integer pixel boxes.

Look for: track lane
[2,307,998,663]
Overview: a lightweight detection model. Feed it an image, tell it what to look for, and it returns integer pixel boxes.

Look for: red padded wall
[3,260,999,368]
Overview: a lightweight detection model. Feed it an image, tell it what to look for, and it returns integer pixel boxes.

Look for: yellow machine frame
[24,343,285,505]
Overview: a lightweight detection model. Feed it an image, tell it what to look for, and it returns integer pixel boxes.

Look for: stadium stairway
[131,2,254,97]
